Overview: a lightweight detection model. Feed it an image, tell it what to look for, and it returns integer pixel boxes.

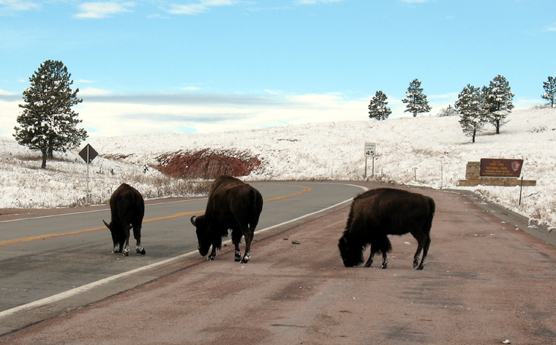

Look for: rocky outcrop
[156,149,261,179]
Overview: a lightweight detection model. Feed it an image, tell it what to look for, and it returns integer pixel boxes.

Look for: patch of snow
[1,107,555,228]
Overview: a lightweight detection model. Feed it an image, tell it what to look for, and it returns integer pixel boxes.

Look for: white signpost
[364,142,376,179]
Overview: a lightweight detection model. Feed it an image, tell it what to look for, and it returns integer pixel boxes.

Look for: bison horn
[190,216,196,226]
[103,220,111,229]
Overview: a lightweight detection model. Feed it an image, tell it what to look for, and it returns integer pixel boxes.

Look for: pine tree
[14,60,87,169]
[368,90,392,121]
[402,78,432,117]
[484,75,514,134]
[455,84,486,143]
[542,76,556,108]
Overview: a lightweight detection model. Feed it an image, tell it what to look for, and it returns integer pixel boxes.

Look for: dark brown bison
[103,183,146,256]
[190,175,263,263]
[338,188,435,270]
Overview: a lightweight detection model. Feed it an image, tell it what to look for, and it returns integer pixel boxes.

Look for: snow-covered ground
[1,107,555,229]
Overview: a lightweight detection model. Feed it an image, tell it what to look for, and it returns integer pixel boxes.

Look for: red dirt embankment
[155,149,261,179]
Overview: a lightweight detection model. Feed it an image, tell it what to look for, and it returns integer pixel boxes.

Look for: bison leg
[231,229,243,262]
[364,250,374,268]
[122,223,131,256]
[381,252,389,269]
[365,244,386,268]
[132,224,145,255]
[364,244,381,268]
[416,236,431,270]
[240,228,253,264]
[208,247,217,260]
[412,232,431,270]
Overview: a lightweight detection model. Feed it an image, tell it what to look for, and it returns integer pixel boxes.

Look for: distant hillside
[1,107,555,229]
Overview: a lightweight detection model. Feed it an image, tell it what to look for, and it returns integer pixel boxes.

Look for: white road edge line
[0,184,367,320]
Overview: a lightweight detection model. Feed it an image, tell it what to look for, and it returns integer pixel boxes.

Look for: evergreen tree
[402,78,432,117]
[368,90,392,121]
[14,60,87,169]
[455,84,486,143]
[542,76,556,108]
[484,75,514,134]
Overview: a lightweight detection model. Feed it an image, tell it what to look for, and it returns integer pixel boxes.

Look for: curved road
[2,182,556,344]
[0,181,365,333]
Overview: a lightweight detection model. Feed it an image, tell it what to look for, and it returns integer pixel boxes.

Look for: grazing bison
[338,188,435,270]
[103,183,146,256]
[190,175,263,263]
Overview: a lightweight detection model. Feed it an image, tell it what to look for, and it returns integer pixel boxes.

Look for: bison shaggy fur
[338,188,435,270]
[190,175,263,263]
[103,183,145,256]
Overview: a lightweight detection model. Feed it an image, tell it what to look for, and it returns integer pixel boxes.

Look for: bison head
[338,235,364,267]
[103,220,125,253]
[190,215,211,257]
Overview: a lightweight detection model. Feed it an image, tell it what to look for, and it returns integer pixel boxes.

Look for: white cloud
[166,0,234,15]
[79,87,112,96]
[0,88,537,140]
[74,2,135,19]
[0,89,15,96]
[0,0,39,12]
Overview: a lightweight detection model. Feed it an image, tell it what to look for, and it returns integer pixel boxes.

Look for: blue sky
[1,0,555,138]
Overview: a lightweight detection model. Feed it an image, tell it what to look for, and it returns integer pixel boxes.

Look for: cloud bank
[74,2,135,18]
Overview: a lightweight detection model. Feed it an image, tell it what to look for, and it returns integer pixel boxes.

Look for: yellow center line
[0,184,312,247]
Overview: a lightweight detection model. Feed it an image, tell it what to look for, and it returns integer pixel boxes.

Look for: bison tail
[424,198,436,235]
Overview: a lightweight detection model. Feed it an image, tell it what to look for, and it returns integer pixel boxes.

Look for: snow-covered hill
[1,107,555,229]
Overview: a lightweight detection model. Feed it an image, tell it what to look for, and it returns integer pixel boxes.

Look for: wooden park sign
[459,159,536,187]
[480,158,523,178]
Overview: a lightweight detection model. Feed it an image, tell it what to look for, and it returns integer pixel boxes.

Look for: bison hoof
[381,264,388,269]
[208,255,215,261]
[234,250,241,262]
[240,254,251,264]
[123,251,129,257]
[137,249,146,255]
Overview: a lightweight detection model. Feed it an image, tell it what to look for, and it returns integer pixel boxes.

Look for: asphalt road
[0,181,365,334]
[2,182,556,344]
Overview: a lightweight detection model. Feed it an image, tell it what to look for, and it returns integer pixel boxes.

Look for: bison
[103,183,146,256]
[190,175,263,263]
[338,188,435,270]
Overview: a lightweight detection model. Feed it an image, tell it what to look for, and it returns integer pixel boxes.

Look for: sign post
[364,142,376,179]
[79,144,98,204]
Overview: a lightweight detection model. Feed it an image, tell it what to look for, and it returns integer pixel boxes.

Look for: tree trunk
[41,150,47,169]
[472,129,476,143]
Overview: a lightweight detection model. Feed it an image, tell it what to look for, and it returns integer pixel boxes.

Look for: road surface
[1,182,556,344]
[0,181,365,333]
